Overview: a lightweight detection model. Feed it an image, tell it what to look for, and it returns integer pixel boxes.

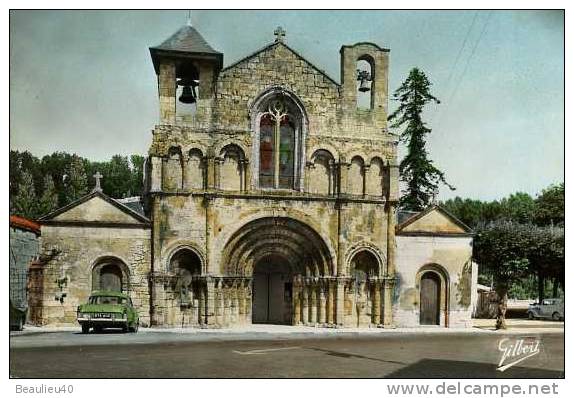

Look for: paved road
[10,331,564,378]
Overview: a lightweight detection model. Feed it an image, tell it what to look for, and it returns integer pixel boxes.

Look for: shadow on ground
[384,358,564,378]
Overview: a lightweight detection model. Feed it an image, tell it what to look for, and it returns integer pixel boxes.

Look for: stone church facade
[35,24,475,329]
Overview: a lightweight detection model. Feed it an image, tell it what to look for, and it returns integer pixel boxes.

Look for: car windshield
[89,296,127,305]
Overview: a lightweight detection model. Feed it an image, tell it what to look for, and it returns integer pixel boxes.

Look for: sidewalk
[11,319,563,339]
[472,318,564,332]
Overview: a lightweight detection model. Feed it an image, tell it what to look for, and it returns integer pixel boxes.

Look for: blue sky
[9,10,564,201]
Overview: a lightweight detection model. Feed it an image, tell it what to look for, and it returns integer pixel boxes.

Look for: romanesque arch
[91,256,130,293]
[221,217,333,277]
[221,216,335,326]
[308,149,335,195]
[219,144,246,191]
[185,148,205,190]
[348,155,365,196]
[163,146,183,191]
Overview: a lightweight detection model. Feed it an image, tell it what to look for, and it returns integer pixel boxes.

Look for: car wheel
[552,312,560,321]
[123,323,129,333]
[528,312,534,320]
[94,325,103,333]
[81,324,90,334]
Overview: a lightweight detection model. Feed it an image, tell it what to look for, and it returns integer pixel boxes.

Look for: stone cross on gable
[274,26,286,42]
[431,187,439,205]
[93,171,103,192]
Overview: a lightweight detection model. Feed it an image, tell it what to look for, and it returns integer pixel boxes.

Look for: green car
[77,291,139,334]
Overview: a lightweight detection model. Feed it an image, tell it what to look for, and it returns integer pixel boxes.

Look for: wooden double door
[252,257,292,324]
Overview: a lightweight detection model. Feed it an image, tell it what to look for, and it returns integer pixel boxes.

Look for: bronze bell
[358,79,371,93]
[357,70,371,92]
[177,78,198,104]
[179,85,196,104]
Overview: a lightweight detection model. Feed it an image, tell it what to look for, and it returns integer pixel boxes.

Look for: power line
[444,14,479,97]
[433,11,492,129]
[445,11,493,109]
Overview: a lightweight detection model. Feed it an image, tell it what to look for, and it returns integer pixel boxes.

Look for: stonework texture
[35,27,474,330]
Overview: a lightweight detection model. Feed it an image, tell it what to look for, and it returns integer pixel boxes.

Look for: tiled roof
[151,25,221,55]
[9,215,41,235]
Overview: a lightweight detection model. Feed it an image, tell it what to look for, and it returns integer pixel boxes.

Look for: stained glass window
[279,117,295,189]
[258,98,299,190]
[259,114,275,188]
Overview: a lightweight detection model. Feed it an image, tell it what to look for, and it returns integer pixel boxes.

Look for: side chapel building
[35,24,476,329]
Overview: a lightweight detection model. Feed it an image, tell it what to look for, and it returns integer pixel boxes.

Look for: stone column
[319,286,327,324]
[328,161,335,195]
[206,277,215,326]
[302,283,309,324]
[293,276,301,325]
[214,157,223,190]
[383,203,397,327]
[326,280,334,325]
[336,278,345,326]
[238,282,245,324]
[304,162,313,193]
[363,164,371,197]
[373,279,382,326]
[241,159,250,192]
[309,284,317,325]
[246,279,253,323]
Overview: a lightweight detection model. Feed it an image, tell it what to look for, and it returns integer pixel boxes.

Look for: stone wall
[394,235,474,328]
[9,227,39,312]
[37,225,151,326]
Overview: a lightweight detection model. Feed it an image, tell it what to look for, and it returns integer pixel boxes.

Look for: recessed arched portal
[252,255,293,324]
[222,217,334,325]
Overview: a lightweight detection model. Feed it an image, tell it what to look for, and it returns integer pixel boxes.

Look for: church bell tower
[149,22,223,125]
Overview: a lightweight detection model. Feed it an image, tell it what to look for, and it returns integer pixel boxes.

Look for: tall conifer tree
[388,68,454,211]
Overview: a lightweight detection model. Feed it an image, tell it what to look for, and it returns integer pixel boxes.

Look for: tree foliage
[10,150,146,220]
[388,67,454,211]
[473,221,532,329]
[11,171,38,218]
[534,183,564,227]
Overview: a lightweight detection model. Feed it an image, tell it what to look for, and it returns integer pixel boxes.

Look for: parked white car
[527,298,564,321]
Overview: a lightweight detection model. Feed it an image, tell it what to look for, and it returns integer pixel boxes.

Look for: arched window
[163,146,183,191]
[309,149,335,195]
[219,144,245,191]
[185,148,205,190]
[255,93,304,190]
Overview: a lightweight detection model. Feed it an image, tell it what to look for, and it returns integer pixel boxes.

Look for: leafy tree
[37,174,59,217]
[525,225,564,302]
[534,183,564,226]
[388,68,454,211]
[64,155,88,203]
[473,221,531,329]
[11,171,38,219]
[40,151,75,207]
[10,150,43,208]
[130,154,145,197]
[500,192,535,224]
